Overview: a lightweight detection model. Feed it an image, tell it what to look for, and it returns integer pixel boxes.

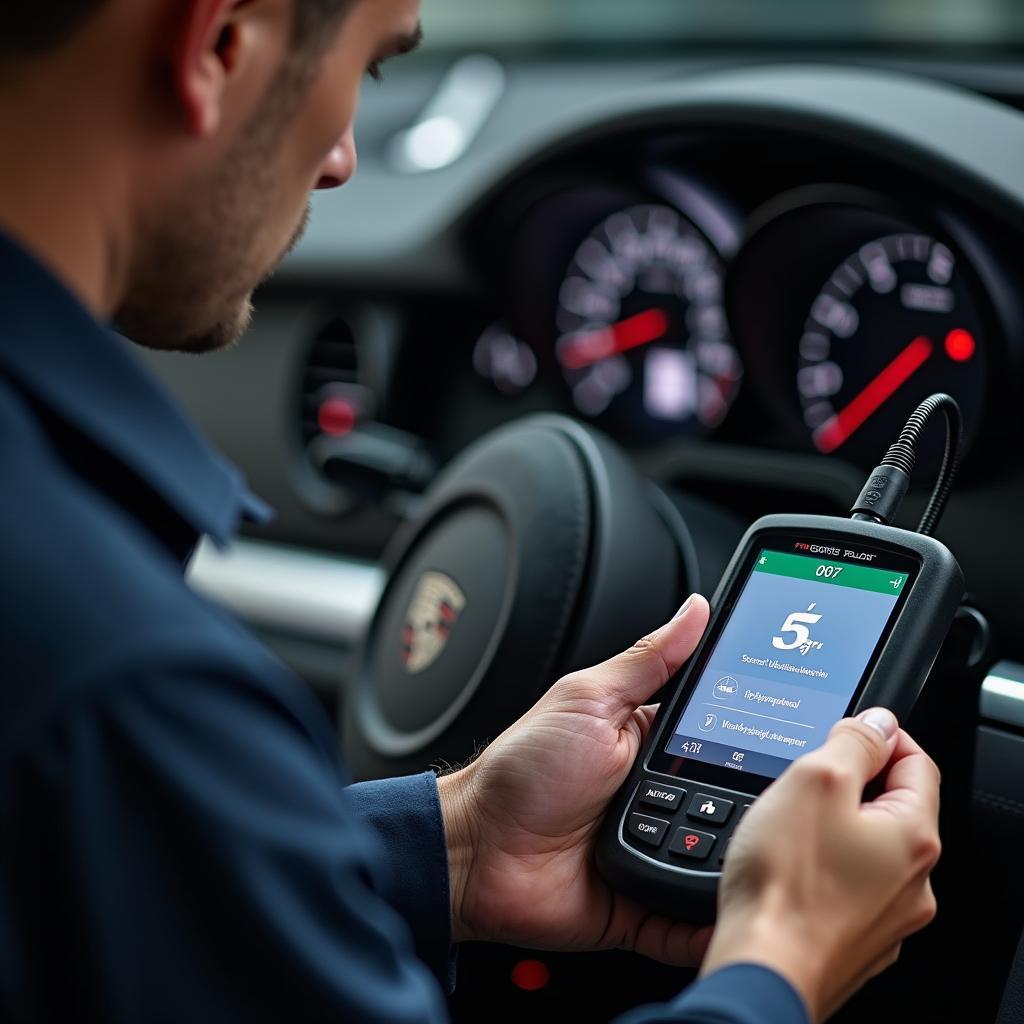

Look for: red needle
[559,308,669,370]
[814,335,934,454]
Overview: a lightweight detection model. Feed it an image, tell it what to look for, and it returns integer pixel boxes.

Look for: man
[0,2,941,1022]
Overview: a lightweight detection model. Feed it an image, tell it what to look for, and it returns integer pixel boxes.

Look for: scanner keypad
[623,776,753,872]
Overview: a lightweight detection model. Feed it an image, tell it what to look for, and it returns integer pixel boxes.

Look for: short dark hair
[0,0,353,59]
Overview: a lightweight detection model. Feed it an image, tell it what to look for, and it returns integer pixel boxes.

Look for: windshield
[423,0,1024,50]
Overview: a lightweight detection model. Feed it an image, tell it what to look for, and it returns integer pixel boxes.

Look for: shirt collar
[0,230,272,549]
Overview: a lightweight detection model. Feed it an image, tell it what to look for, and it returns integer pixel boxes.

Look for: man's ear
[170,0,283,138]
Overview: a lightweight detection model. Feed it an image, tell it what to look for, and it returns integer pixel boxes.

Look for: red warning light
[944,328,976,363]
[317,396,357,436]
[511,959,550,992]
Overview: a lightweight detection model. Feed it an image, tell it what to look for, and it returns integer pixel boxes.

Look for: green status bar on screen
[754,549,908,596]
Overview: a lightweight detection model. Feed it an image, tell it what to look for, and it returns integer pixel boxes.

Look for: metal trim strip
[187,539,384,648]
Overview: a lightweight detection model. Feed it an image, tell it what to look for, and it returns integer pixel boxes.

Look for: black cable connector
[850,463,912,527]
[849,393,963,536]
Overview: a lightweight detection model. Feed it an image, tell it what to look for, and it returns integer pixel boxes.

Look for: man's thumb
[590,594,710,718]
[817,708,900,790]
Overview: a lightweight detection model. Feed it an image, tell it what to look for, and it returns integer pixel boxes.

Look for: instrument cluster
[464,161,1018,474]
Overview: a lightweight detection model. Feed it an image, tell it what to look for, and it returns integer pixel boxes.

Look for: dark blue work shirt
[0,231,807,1024]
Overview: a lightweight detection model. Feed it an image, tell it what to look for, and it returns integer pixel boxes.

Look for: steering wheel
[342,414,743,779]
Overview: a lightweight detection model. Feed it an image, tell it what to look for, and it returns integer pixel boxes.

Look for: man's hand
[701,709,942,1023]
[437,595,712,965]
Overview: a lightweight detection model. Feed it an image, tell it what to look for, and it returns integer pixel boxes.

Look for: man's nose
[316,129,356,190]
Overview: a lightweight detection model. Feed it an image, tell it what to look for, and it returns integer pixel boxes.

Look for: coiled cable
[849,393,963,536]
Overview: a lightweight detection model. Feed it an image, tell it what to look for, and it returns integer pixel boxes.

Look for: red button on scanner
[668,827,716,861]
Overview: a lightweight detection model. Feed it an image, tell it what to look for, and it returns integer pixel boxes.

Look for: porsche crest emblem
[401,571,466,674]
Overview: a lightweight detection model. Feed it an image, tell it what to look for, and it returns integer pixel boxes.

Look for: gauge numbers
[555,204,741,438]
[798,233,986,464]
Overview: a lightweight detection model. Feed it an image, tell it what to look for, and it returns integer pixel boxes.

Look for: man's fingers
[635,704,659,733]
[630,915,715,967]
[584,595,709,720]
[624,704,660,748]
[867,729,941,823]
[801,708,899,794]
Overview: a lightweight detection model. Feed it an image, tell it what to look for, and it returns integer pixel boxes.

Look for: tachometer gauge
[798,233,987,464]
[555,204,741,439]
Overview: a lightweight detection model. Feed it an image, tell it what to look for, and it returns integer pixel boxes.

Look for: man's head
[0,0,421,352]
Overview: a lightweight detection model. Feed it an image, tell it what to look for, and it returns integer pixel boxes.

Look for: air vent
[301,316,365,448]
[297,311,436,509]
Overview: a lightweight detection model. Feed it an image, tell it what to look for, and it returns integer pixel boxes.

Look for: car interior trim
[285,64,1024,285]
[187,538,384,648]
[981,661,1024,730]
[388,54,506,174]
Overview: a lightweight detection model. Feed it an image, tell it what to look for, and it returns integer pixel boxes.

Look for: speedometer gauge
[798,233,987,465]
[555,204,741,439]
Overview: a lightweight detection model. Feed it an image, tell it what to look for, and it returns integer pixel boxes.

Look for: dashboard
[413,134,1020,474]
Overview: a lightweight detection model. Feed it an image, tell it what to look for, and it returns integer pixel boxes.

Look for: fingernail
[858,707,898,741]
[672,594,697,620]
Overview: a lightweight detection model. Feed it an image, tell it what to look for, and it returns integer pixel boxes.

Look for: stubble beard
[117,66,315,355]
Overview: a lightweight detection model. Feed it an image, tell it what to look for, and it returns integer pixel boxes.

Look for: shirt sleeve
[4,648,452,1024]
[614,964,811,1024]
[344,773,454,986]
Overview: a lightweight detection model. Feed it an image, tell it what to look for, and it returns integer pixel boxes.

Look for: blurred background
[421,0,1024,50]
